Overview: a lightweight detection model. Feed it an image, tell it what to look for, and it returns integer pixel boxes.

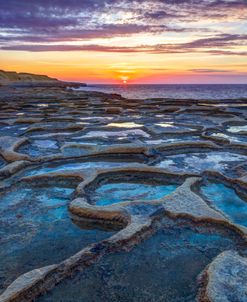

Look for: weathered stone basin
[106,122,143,128]
[93,182,178,206]
[143,135,200,145]
[17,139,60,157]
[84,170,180,207]
[0,155,5,168]
[37,219,244,302]
[148,122,198,135]
[0,178,113,293]
[200,181,247,227]
[0,124,29,136]
[227,124,247,134]
[206,131,247,143]
[21,158,145,177]
[27,131,80,139]
[79,129,150,139]
[156,151,247,176]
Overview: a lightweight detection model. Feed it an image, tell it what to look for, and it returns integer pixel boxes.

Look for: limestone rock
[198,250,247,302]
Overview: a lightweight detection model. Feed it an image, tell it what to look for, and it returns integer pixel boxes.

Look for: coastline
[0,83,246,302]
[0,70,86,88]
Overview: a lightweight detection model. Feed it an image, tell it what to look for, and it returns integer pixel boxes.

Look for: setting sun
[119,75,130,84]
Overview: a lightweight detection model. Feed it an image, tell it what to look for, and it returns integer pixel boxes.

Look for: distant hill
[0,70,86,87]
[0,70,59,84]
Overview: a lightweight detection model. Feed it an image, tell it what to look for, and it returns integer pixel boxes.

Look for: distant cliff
[0,70,86,87]
[0,70,59,84]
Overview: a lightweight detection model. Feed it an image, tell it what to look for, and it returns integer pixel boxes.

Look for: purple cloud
[189,69,234,73]
[2,33,247,57]
[0,0,246,56]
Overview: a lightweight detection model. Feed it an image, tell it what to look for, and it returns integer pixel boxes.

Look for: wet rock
[0,160,30,180]
[198,250,247,302]
[0,137,30,161]
[200,181,247,227]
[69,197,130,228]
[105,107,123,114]
[161,178,227,222]
[0,265,58,302]
[0,84,246,301]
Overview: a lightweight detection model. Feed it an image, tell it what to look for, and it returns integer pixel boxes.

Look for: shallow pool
[0,124,29,136]
[22,160,141,177]
[37,220,243,302]
[156,151,247,176]
[0,156,5,168]
[0,180,113,293]
[200,182,247,227]
[93,182,178,205]
[18,139,60,157]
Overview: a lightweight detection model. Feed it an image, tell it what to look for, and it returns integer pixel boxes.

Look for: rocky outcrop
[0,70,58,85]
[0,136,30,162]
[0,70,86,87]
[0,265,58,302]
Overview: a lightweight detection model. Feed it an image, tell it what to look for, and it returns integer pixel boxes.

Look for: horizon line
[74,82,247,85]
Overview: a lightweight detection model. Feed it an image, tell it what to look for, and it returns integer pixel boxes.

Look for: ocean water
[74,84,247,100]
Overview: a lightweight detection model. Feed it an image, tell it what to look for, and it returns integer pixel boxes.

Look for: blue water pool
[37,219,243,302]
[19,160,143,178]
[93,182,178,205]
[200,182,247,227]
[0,180,113,293]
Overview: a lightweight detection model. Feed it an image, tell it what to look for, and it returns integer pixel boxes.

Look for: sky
[0,0,247,84]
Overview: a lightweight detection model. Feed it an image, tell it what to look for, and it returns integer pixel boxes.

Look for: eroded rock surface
[0,84,246,302]
[198,250,247,302]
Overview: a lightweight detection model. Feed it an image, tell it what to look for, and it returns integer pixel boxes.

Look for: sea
[73,84,247,100]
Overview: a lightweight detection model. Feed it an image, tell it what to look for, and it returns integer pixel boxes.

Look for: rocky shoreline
[0,84,246,301]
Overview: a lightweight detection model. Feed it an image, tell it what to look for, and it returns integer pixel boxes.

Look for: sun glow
[0,0,246,84]
[120,75,129,84]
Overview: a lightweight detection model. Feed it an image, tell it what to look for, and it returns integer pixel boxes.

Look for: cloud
[189,69,234,73]
[1,44,144,52]
[144,10,182,20]
[0,24,189,44]
[0,0,246,56]
[2,33,247,57]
